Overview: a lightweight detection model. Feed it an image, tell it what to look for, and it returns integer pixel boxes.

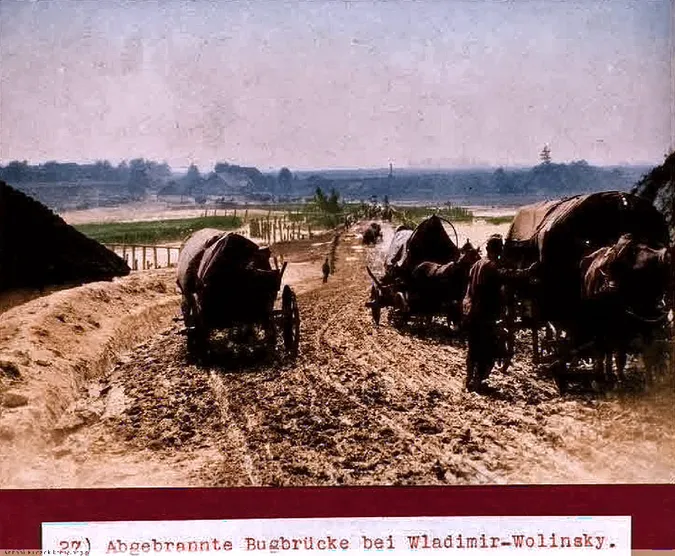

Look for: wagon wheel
[494,321,515,373]
[390,291,410,327]
[494,295,516,373]
[446,302,462,333]
[538,323,558,361]
[282,285,300,357]
[548,329,576,394]
[368,285,382,326]
[264,318,277,350]
[438,216,459,248]
[531,321,541,365]
[184,294,209,360]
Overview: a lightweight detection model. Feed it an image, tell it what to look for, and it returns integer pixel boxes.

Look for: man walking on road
[322,258,331,283]
[463,234,537,392]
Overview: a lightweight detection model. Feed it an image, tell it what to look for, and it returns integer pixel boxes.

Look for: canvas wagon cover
[196,232,279,326]
[504,191,669,322]
[176,228,224,294]
[385,215,460,274]
[505,199,566,244]
[384,226,413,270]
[198,232,264,284]
[506,191,668,266]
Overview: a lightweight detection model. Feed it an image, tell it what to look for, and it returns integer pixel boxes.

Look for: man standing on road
[322,257,331,283]
[463,234,537,392]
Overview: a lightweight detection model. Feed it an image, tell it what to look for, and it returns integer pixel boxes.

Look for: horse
[410,240,481,329]
[579,234,670,386]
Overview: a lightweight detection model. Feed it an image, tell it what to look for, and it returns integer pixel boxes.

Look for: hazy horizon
[0,160,658,175]
[1,0,672,171]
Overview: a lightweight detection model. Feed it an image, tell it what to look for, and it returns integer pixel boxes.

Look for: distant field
[75,215,242,245]
[393,204,474,225]
[483,215,514,225]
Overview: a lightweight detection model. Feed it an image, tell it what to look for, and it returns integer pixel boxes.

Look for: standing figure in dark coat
[322,258,331,283]
[463,234,536,391]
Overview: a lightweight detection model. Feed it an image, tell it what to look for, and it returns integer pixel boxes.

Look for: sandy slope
[0,269,180,485]
[1,222,674,488]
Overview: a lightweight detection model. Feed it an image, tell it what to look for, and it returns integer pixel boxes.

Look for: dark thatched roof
[0,181,129,291]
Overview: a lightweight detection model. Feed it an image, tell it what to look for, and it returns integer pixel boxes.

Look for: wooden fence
[104,210,355,272]
[106,244,182,271]
[246,211,356,243]
[247,214,315,243]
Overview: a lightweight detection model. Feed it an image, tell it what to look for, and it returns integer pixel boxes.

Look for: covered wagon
[502,191,671,389]
[362,222,383,245]
[365,215,479,328]
[176,229,300,360]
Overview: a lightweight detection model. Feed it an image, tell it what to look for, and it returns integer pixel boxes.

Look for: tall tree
[540,145,552,165]
[185,164,202,194]
[3,160,28,183]
[127,159,150,198]
[278,167,293,192]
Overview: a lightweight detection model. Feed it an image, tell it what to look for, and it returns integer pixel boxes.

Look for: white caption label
[42,516,630,556]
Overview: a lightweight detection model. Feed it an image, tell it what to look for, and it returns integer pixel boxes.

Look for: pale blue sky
[0,0,672,170]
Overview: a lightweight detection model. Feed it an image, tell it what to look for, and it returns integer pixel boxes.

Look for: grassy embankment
[75,215,242,244]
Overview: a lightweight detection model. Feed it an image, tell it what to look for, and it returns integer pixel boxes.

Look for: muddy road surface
[5,222,675,487]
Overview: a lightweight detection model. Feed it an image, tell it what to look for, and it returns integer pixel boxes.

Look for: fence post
[142,246,147,270]
[131,246,136,270]
[153,247,158,269]
[167,247,171,267]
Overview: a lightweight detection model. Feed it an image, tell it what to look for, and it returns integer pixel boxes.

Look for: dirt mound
[0,181,129,291]
[0,268,180,476]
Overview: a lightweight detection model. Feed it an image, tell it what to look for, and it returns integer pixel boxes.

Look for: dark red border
[1,485,673,549]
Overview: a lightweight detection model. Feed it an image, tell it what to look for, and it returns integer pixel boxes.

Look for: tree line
[0,157,649,204]
[0,159,171,185]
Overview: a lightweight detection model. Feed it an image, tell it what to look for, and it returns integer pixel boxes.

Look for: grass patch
[484,216,514,225]
[75,215,242,245]
[392,204,474,227]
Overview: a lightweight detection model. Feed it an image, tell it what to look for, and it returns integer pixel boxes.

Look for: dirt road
[2,222,674,488]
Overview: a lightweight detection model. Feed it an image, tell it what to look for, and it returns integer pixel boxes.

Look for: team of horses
[365,192,673,392]
[559,233,671,388]
[506,191,673,391]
